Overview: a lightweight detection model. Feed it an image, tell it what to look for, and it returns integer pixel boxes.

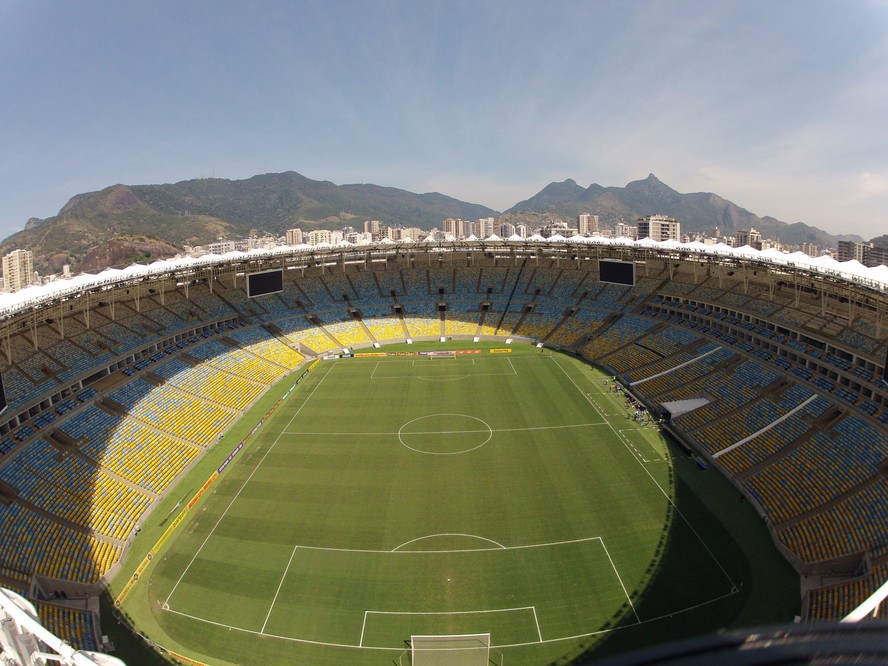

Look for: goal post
[411,633,491,665]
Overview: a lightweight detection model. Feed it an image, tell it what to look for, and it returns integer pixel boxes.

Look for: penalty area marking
[359,606,542,648]
[392,533,507,551]
[163,534,666,652]
[161,586,740,654]
[368,356,518,381]
[253,536,616,641]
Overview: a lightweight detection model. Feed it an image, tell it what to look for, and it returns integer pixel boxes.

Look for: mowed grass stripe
[150,350,737,658]
[262,539,630,646]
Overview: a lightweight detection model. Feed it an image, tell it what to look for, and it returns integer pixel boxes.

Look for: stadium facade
[0,236,885,664]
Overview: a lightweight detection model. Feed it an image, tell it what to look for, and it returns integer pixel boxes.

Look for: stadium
[0,236,886,665]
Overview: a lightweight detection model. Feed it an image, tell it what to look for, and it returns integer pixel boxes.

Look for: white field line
[377,370,517,380]
[369,354,521,379]
[246,535,603,556]
[361,606,540,648]
[160,354,743,656]
[164,606,397,651]
[162,587,741,652]
[416,376,471,382]
[162,363,337,609]
[365,605,538,615]
[531,606,543,642]
[359,610,368,647]
[549,356,739,591]
[392,533,506,551]
[261,545,300,633]
[284,422,605,436]
[494,588,741,649]
[550,359,659,462]
[599,539,640,624]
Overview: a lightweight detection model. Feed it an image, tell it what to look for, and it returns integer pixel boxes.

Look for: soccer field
[138,347,743,665]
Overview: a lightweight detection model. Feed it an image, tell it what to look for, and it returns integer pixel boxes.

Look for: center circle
[398,414,493,455]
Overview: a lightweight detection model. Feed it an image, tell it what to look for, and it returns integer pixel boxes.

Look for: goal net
[410,633,490,665]
[427,350,456,359]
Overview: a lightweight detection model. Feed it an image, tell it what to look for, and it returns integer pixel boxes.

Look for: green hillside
[509,174,863,246]
[0,172,498,274]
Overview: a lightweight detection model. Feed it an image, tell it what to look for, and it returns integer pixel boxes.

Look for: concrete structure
[864,245,888,268]
[308,229,332,245]
[735,228,763,249]
[286,228,304,246]
[2,249,32,293]
[838,240,870,263]
[616,223,637,240]
[637,215,680,242]
[577,213,599,235]
[475,217,496,238]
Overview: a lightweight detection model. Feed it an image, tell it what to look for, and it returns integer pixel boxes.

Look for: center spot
[398,414,492,455]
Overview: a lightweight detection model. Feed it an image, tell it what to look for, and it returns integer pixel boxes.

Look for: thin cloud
[0,2,886,241]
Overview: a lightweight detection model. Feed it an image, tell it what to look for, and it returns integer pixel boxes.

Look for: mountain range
[507,174,865,248]
[0,171,866,275]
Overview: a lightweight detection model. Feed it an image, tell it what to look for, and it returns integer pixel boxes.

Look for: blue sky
[2,1,887,240]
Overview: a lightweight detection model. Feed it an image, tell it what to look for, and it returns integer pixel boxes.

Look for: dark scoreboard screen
[247,269,284,297]
[599,259,635,286]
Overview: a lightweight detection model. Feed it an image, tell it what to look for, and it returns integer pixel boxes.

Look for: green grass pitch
[115,345,796,665]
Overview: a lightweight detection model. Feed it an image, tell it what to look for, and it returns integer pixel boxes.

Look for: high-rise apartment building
[616,223,637,240]
[443,218,467,239]
[837,240,869,263]
[285,228,304,245]
[637,215,680,242]
[499,222,516,238]
[837,240,888,267]
[308,229,332,245]
[735,228,762,249]
[577,213,599,235]
[864,245,888,267]
[2,249,32,293]
[475,218,495,238]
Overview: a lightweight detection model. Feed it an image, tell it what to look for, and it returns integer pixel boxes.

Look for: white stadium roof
[1,237,886,320]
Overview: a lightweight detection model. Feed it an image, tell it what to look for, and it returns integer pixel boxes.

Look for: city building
[499,222,516,238]
[637,215,680,242]
[577,213,599,235]
[443,218,467,239]
[616,223,637,240]
[286,228,304,245]
[204,240,237,255]
[735,228,763,249]
[475,217,496,238]
[837,240,869,263]
[541,222,577,238]
[864,245,888,268]
[2,249,32,293]
[800,242,823,258]
[308,229,333,245]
